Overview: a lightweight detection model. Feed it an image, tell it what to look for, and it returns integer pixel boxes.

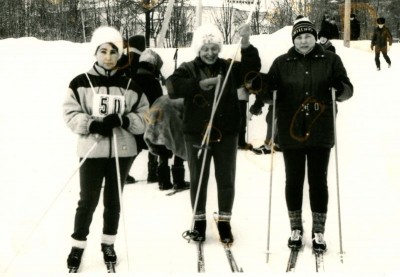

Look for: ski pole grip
[331,87,337,102]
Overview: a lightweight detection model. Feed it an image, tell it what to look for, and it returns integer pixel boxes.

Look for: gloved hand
[121,116,130,129]
[249,104,262,116]
[370,45,374,51]
[238,23,251,48]
[199,77,219,91]
[333,80,344,92]
[89,121,113,137]
[244,72,262,94]
[103,114,122,128]
[332,80,344,98]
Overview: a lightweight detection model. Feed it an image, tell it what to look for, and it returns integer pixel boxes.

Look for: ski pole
[185,0,258,240]
[196,0,257,155]
[266,90,277,263]
[112,129,131,271]
[246,100,250,143]
[213,0,257,109]
[187,75,222,240]
[3,138,100,274]
[331,88,345,263]
[197,74,222,158]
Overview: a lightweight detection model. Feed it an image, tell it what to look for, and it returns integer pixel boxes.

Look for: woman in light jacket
[63,26,148,272]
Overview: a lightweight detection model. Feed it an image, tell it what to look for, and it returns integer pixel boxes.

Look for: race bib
[92,94,125,117]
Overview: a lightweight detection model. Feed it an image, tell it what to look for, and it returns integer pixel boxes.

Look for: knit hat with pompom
[191,24,224,56]
[91,26,123,58]
[292,16,317,43]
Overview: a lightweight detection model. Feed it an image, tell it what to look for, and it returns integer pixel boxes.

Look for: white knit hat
[191,24,224,56]
[91,26,123,58]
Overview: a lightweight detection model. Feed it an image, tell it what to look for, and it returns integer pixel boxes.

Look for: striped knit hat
[292,16,317,42]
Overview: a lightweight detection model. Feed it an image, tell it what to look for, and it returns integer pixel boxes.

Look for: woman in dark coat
[262,17,353,253]
[166,23,261,243]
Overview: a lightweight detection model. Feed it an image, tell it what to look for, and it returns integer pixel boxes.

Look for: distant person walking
[371,17,393,71]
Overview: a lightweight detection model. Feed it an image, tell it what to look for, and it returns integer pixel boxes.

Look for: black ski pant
[72,156,134,241]
[375,46,391,68]
[283,147,331,213]
[185,134,238,217]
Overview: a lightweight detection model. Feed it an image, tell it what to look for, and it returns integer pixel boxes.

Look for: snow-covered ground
[1,27,399,276]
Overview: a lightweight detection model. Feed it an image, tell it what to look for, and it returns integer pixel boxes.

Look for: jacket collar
[90,62,119,77]
[194,56,224,77]
[286,44,327,61]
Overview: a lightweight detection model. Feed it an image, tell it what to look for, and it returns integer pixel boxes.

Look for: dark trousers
[375,47,391,68]
[238,100,248,145]
[185,134,238,216]
[72,157,134,241]
[157,145,184,167]
[283,148,331,213]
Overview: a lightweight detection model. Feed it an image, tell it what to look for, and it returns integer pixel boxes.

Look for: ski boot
[217,221,234,243]
[288,229,303,249]
[67,247,84,273]
[312,233,327,253]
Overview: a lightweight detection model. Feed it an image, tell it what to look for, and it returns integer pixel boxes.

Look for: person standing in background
[350,13,361,40]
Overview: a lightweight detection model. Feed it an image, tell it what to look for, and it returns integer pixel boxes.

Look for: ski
[105,262,116,273]
[286,247,300,272]
[314,251,325,272]
[220,242,243,272]
[165,187,189,196]
[213,213,243,272]
[196,241,205,273]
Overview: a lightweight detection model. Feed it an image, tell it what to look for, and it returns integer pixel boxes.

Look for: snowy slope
[1,28,400,276]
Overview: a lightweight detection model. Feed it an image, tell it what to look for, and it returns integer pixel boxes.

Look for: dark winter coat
[350,18,360,40]
[320,18,331,39]
[135,62,164,106]
[319,40,336,53]
[261,44,353,150]
[166,45,261,138]
[328,22,340,39]
[371,26,393,50]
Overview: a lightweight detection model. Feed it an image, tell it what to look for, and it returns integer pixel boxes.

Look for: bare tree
[166,0,195,48]
[0,0,397,43]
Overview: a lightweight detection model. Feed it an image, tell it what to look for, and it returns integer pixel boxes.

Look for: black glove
[89,121,113,137]
[249,104,262,116]
[121,116,130,129]
[332,80,344,97]
[103,114,122,128]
